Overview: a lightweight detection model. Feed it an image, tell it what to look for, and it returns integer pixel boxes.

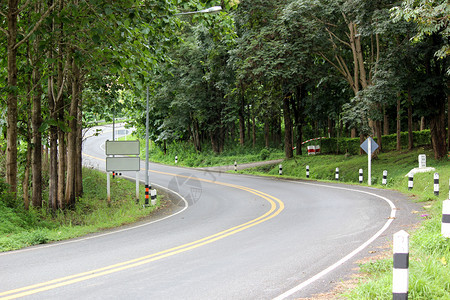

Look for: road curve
[0,125,420,299]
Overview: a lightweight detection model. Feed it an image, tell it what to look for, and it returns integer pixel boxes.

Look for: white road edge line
[273,181,396,300]
[0,130,188,257]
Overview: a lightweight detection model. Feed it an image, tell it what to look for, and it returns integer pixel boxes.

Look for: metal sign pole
[368,137,372,186]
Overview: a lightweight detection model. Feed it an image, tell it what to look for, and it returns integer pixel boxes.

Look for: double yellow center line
[1,164,284,299]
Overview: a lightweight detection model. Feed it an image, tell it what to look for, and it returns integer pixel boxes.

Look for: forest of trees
[1,0,449,209]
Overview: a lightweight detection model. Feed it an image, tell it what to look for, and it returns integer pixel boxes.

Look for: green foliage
[320,130,432,155]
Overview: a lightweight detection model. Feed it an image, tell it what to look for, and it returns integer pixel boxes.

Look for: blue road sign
[360,137,379,155]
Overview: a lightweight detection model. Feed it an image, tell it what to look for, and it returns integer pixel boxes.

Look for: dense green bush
[320,130,431,155]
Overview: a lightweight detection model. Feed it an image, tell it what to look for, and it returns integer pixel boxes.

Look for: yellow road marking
[1,154,284,299]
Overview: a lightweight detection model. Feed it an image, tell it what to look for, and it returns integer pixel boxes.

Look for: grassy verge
[0,168,160,252]
[241,147,450,299]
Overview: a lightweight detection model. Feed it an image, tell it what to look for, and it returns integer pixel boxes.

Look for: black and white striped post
[150,189,157,206]
[359,169,363,184]
[393,230,409,300]
[234,161,237,172]
[434,173,439,196]
[175,155,178,164]
[408,174,413,191]
[335,168,339,181]
[382,170,388,185]
[306,165,310,178]
[144,184,150,206]
[279,164,282,175]
[442,200,450,238]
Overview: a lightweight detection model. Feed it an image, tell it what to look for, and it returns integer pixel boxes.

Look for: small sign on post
[418,154,426,168]
[360,137,379,186]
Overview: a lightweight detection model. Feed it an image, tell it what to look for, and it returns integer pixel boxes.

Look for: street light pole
[144,5,222,206]
[145,86,150,205]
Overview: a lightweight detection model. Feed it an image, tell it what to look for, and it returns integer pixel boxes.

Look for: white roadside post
[434,173,439,196]
[408,173,413,190]
[442,200,450,238]
[107,172,111,203]
[393,230,409,300]
[382,170,387,185]
[279,164,282,175]
[136,172,139,203]
[150,189,157,206]
[359,168,363,184]
[306,165,310,178]
[234,161,237,172]
[335,167,339,181]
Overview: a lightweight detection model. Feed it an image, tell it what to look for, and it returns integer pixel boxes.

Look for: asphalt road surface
[0,124,420,299]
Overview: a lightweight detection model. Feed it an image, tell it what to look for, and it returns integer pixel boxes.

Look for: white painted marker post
[393,230,409,300]
[107,172,111,204]
[175,155,178,164]
[306,165,310,178]
[434,173,439,196]
[234,161,237,172]
[335,168,339,181]
[150,189,157,206]
[136,172,139,203]
[382,170,387,185]
[279,164,282,176]
[359,169,363,184]
[408,174,413,190]
[442,200,450,238]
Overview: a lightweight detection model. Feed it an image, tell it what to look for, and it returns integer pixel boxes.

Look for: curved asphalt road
[0,124,420,299]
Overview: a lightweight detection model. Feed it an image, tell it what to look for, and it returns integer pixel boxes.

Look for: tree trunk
[48,76,58,210]
[383,104,389,135]
[420,116,425,130]
[429,107,447,159]
[76,101,83,198]
[264,121,269,148]
[448,78,450,151]
[283,94,293,159]
[31,40,43,208]
[407,88,413,150]
[65,56,79,207]
[239,91,245,146]
[396,97,401,151]
[6,0,19,195]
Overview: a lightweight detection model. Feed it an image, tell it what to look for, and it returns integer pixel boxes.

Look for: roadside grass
[0,168,158,252]
[241,147,450,299]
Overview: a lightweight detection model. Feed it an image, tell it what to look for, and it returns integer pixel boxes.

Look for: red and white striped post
[442,200,450,238]
[393,230,409,300]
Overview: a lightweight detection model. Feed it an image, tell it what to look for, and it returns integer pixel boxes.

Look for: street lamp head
[199,6,222,13]
[176,6,222,16]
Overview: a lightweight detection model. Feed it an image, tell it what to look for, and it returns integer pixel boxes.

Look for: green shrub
[320,130,432,154]
[259,148,270,160]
